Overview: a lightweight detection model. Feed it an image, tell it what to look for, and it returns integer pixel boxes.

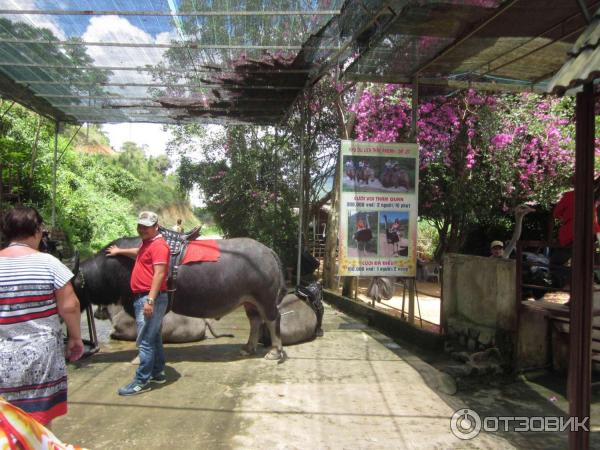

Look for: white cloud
[81,14,182,124]
[82,15,172,87]
[4,0,66,40]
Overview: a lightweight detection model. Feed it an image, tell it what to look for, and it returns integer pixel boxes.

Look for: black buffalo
[74,237,285,360]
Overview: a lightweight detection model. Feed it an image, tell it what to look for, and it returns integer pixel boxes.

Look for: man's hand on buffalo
[105,245,139,259]
[105,245,120,257]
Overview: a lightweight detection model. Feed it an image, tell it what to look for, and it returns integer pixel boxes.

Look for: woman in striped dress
[0,205,83,427]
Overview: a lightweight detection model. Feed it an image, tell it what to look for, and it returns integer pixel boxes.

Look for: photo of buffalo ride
[379,212,409,257]
[347,211,378,257]
[342,155,416,194]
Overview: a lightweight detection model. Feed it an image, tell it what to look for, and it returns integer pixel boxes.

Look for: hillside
[158,204,201,231]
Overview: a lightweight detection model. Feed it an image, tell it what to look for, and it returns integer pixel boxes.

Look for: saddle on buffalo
[158,225,221,302]
[296,282,324,336]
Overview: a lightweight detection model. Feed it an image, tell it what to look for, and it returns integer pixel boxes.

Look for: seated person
[490,240,504,258]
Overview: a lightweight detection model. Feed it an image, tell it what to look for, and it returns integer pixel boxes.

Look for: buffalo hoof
[94,306,110,321]
[265,348,283,361]
[240,344,256,356]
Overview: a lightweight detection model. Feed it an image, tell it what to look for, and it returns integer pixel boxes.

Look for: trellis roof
[0,1,595,125]
[334,0,595,94]
[0,0,345,124]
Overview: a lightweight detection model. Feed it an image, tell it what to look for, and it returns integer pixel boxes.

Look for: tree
[0,100,190,254]
[175,125,300,265]
[168,76,342,269]
[350,84,576,258]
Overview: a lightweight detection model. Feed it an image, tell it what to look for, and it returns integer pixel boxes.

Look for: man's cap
[137,211,158,227]
[490,240,504,249]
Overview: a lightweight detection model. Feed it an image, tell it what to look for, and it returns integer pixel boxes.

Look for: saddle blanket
[182,239,221,263]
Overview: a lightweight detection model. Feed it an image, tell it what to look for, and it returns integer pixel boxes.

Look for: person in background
[0,205,83,428]
[551,182,600,288]
[106,211,170,396]
[490,240,504,258]
[173,218,183,233]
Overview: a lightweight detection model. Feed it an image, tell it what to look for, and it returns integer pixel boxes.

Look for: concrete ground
[53,303,524,450]
[356,280,442,326]
[339,278,442,331]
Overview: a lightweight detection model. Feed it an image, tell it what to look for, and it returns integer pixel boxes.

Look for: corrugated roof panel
[339,0,592,93]
[547,7,600,94]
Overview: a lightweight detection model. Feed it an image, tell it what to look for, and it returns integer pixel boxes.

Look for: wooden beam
[344,73,541,93]
[568,81,594,450]
[0,9,341,17]
[0,70,75,122]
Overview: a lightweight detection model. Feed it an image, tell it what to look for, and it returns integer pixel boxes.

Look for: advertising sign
[338,140,419,277]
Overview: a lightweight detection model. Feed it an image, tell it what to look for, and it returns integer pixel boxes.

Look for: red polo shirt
[130,234,170,293]
[553,190,600,247]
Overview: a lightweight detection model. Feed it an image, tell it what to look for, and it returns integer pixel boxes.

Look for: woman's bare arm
[56,282,84,361]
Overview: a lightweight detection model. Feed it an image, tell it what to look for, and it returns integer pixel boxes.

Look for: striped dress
[0,252,74,424]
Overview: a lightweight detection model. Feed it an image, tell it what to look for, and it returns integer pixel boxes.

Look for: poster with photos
[338,140,418,277]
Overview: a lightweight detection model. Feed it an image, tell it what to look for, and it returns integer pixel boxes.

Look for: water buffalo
[74,237,285,360]
[345,165,356,181]
[259,292,323,346]
[105,304,233,343]
[381,167,410,190]
[356,167,374,185]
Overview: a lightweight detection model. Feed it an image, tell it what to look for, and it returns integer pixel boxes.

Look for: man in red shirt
[551,188,600,288]
[106,211,170,395]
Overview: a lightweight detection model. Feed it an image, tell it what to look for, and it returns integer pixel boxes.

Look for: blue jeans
[133,292,168,384]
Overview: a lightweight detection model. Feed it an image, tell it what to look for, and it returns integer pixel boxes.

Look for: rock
[435,372,458,396]
[446,326,457,340]
[467,328,481,340]
[467,338,477,352]
[451,351,471,363]
[478,329,495,347]
[443,364,473,378]
[470,347,502,365]
[491,364,504,375]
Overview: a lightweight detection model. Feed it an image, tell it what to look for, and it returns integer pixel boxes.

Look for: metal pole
[52,121,58,229]
[407,80,419,324]
[296,108,305,286]
[411,79,419,138]
[408,278,415,324]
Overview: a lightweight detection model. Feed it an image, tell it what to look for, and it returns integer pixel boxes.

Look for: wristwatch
[146,298,155,306]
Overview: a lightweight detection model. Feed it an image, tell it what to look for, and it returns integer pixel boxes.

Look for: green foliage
[72,123,111,146]
[193,206,214,224]
[417,219,439,261]
[0,102,190,255]
[173,125,300,265]
[54,170,136,254]
[116,142,184,210]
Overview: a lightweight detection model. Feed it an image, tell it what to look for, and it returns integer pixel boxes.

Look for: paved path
[55,304,516,449]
